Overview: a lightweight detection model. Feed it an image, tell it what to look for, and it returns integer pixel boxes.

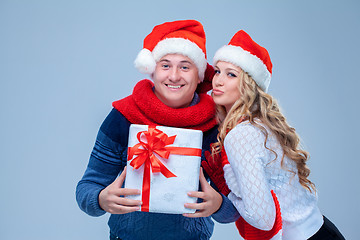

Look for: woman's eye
[228,72,237,77]
[214,70,220,74]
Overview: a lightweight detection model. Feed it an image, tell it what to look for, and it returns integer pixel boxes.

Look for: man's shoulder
[100,108,131,145]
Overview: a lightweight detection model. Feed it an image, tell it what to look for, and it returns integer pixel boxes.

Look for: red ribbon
[127,125,202,212]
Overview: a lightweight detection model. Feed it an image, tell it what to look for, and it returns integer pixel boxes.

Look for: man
[76,20,239,240]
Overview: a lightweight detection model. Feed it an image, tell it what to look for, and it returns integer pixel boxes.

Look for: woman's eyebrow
[226,68,239,73]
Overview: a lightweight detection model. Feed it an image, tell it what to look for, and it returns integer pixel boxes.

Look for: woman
[210,30,345,239]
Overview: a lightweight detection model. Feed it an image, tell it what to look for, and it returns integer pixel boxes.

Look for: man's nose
[169,67,181,82]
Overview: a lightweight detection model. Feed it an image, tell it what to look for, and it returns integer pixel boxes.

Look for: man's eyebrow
[159,59,193,64]
[180,60,192,64]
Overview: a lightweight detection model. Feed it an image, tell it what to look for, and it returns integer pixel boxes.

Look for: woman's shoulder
[230,119,264,135]
[224,119,267,146]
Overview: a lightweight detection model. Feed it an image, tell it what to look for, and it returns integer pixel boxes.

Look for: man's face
[152,54,200,109]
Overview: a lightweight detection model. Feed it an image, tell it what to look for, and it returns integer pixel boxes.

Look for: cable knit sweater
[223,120,323,240]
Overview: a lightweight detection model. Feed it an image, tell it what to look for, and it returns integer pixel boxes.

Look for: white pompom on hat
[213,30,273,92]
[134,20,208,82]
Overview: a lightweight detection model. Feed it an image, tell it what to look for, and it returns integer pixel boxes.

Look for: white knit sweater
[223,121,323,240]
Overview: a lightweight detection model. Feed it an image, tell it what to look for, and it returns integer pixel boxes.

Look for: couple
[76,20,344,240]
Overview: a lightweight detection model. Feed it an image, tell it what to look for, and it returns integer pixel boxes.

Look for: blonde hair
[212,68,315,192]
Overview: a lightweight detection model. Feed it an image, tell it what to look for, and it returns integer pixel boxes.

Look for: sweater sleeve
[211,192,240,223]
[76,109,129,217]
[224,123,276,230]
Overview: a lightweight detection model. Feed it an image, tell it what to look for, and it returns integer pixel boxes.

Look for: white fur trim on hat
[213,45,271,92]
[134,48,156,75]
[135,38,207,81]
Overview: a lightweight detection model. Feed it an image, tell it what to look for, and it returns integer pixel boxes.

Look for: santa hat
[134,20,208,81]
[213,30,272,92]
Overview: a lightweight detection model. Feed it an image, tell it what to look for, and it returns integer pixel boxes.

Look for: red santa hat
[134,20,208,81]
[213,30,272,92]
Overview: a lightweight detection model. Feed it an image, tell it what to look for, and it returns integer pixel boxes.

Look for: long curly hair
[211,68,315,192]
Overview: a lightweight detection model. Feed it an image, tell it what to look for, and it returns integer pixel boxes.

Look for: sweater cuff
[211,193,240,223]
[89,188,107,217]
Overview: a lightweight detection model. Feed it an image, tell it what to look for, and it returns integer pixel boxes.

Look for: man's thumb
[113,166,127,187]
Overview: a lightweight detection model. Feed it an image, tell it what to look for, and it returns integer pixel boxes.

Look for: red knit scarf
[112,79,217,132]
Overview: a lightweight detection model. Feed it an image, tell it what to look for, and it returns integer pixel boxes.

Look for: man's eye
[181,66,189,70]
[162,64,169,68]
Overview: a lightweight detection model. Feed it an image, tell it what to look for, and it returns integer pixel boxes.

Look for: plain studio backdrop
[1,1,359,239]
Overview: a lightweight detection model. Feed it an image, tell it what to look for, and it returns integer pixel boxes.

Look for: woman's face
[152,54,200,109]
[212,61,242,112]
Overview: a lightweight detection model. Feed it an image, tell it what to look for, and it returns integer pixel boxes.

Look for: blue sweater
[76,108,239,240]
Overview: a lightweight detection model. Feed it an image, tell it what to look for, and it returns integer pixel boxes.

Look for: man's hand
[183,168,223,218]
[98,167,142,214]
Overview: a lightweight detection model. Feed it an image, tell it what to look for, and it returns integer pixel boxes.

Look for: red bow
[128,125,178,178]
[127,125,202,212]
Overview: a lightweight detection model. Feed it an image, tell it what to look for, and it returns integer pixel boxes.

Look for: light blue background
[1,1,359,239]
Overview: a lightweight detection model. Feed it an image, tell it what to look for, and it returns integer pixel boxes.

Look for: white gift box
[125,124,203,214]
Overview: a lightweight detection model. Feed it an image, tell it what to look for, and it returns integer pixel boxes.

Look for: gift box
[125,124,203,214]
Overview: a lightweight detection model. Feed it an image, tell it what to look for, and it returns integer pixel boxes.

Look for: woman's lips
[212,89,224,96]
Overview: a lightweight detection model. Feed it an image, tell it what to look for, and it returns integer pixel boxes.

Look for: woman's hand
[183,168,223,218]
[98,167,143,214]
